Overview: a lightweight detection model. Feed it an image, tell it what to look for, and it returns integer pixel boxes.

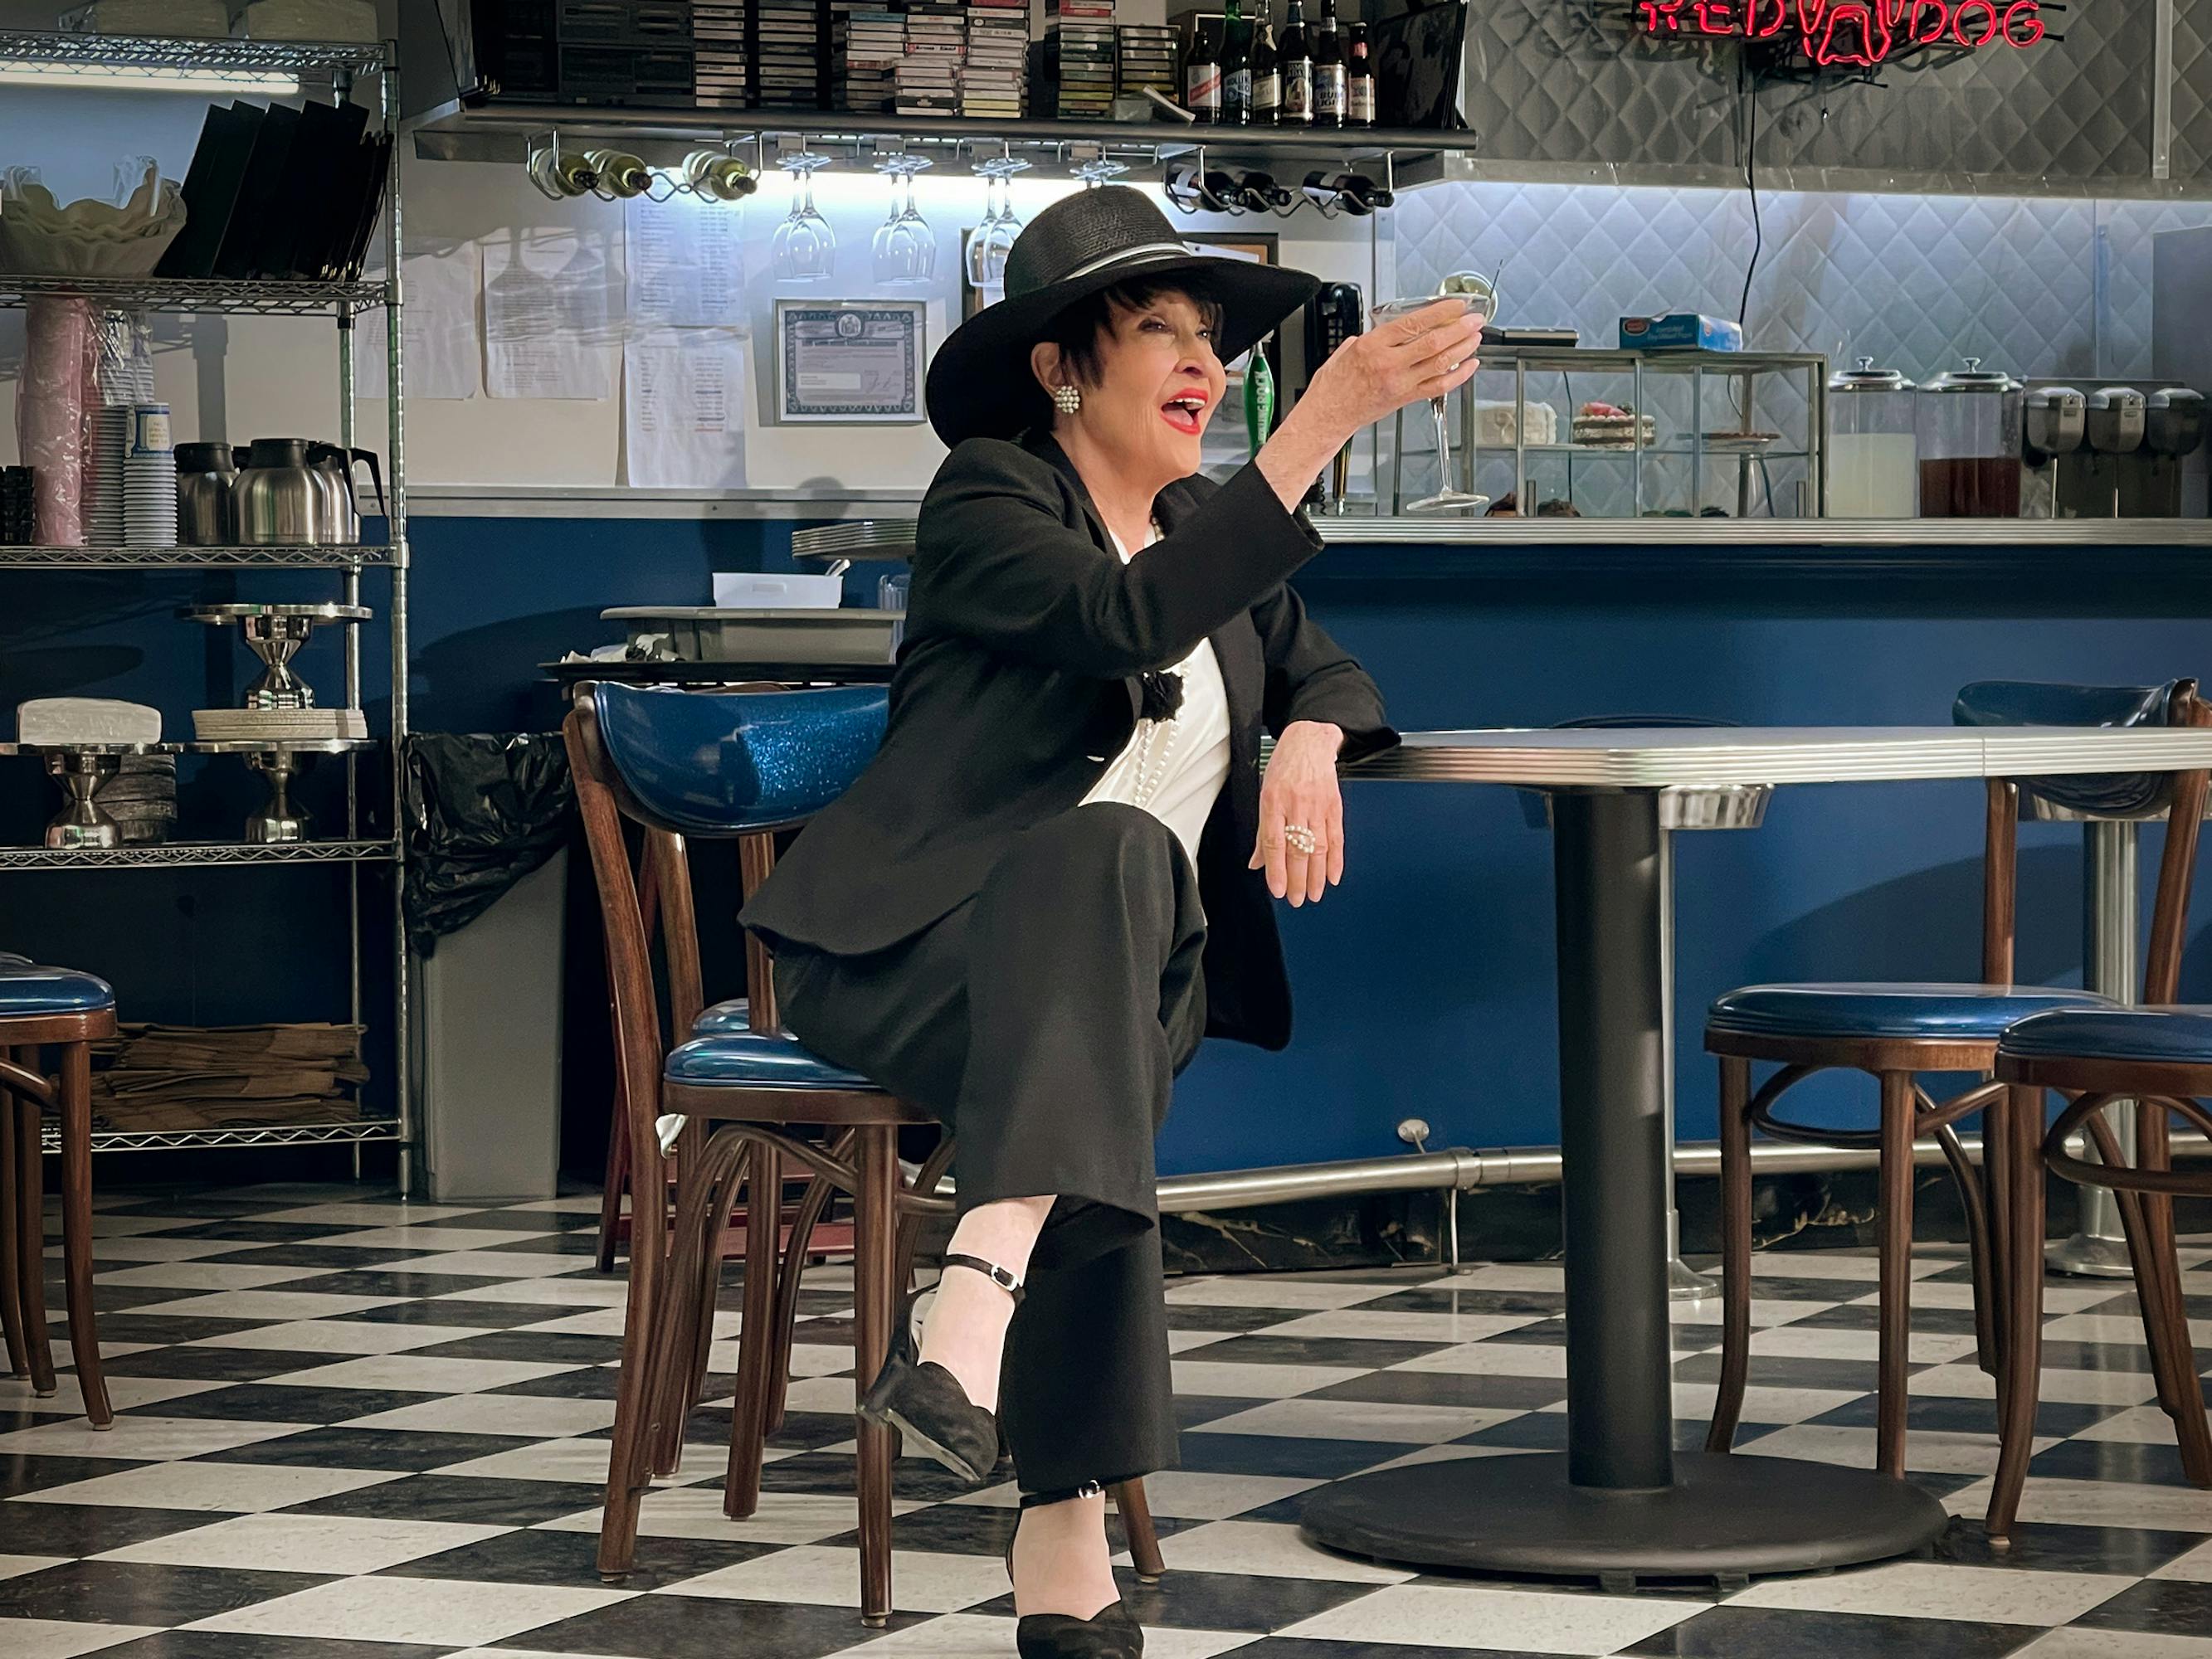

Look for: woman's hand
[1255,299,1484,511]
[1252,720,1347,906]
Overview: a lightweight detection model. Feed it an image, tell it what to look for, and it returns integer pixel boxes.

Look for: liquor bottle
[1250,8,1280,125]
[1221,0,1251,125]
[1346,20,1373,126]
[1312,0,1344,129]
[1185,17,1222,124]
[1278,0,1312,124]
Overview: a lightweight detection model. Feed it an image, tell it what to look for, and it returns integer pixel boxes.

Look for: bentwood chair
[1704,679,2204,1479]
[0,956,117,1425]
[567,683,1162,1626]
[1984,740,2212,1535]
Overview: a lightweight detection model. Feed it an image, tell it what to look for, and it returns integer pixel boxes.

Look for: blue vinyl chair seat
[665,1029,881,1091]
[1954,679,2183,819]
[0,963,114,1019]
[693,998,750,1036]
[1999,1005,2212,1066]
[1709,982,2114,1042]
[592,682,889,836]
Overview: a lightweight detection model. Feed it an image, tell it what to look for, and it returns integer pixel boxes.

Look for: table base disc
[1299,1452,1949,1587]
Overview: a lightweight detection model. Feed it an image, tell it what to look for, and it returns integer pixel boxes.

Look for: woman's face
[1058,289,1227,483]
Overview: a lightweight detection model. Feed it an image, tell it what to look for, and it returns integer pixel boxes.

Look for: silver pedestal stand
[190,737,378,844]
[182,603,373,710]
[0,742,183,849]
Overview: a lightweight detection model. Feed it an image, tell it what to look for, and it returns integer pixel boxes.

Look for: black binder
[153,101,264,279]
[256,98,369,278]
[212,101,303,280]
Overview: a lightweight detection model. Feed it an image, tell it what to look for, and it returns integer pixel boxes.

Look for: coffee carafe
[305,444,385,546]
[234,438,321,545]
[175,440,239,545]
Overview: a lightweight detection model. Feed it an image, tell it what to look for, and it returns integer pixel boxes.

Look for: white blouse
[1078,523,1234,865]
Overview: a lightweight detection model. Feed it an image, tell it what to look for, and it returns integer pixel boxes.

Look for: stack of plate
[89,406,129,545]
[193,708,368,742]
[103,753,178,845]
[123,402,175,548]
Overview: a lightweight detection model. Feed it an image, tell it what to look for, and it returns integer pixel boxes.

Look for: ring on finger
[1284,823,1319,855]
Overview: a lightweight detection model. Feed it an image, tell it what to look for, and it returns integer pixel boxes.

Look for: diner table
[1301,725,2212,1588]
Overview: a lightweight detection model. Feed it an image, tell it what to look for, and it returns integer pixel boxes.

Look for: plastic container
[711,571,845,608]
[1917,358,2023,518]
[1826,358,1917,518]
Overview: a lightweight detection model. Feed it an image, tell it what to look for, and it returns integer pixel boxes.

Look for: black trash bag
[402,733,575,956]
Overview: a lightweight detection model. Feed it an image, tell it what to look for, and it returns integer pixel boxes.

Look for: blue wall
[8,519,2210,1180]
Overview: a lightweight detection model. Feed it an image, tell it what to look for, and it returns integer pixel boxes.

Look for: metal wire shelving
[2,29,413,1173]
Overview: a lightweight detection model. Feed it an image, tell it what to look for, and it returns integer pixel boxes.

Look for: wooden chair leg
[1875,1068,1916,1480]
[1113,1479,1165,1583]
[10,1097,52,1396]
[58,1044,108,1428]
[724,1145,782,1520]
[767,1145,853,1437]
[1705,1054,1753,1455]
[1934,1120,2002,1381]
[2132,1115,2212,1486]
[1986,1084,2046,1538]
[0,1087,27,1381]
[597,1082,630,1276]
[651,1143,744,1477]
[852,1124,897,1628]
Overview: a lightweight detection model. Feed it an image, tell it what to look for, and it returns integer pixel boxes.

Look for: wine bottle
[1278,0,1312,124]
[1312,0,1343,129]
[1250,9,1280,125]
[1347,20,1373,127]
[1221,0,1250,125]
[1185,16,1222,124]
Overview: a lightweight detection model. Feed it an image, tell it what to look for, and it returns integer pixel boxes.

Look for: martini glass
[1372,270,1496,512]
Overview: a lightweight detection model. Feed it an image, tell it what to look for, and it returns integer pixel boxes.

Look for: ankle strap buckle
[942,1252,1026,1304]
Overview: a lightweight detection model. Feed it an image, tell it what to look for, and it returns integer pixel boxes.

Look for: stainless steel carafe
[175,440,238,545]
[304,444,385,546]
[234,438,322,545]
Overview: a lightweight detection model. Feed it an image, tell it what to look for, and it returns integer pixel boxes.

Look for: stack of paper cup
[123,402,176,548]
[89,405,129,546]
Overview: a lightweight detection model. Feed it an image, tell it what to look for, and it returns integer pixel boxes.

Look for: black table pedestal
[1299,789,1947,1587]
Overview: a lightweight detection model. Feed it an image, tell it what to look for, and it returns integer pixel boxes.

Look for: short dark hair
[1042,276,1226,389]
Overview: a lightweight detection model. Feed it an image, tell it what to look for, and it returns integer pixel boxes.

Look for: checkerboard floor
[5,1185,2211,1658]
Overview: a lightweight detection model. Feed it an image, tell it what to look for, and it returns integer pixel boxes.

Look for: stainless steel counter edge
[404,486,2212,544]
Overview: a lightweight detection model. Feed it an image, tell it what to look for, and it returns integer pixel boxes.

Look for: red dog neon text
[1636,0,2047,66]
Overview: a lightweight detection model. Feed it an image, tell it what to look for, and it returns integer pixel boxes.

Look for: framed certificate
[774,300,926,423]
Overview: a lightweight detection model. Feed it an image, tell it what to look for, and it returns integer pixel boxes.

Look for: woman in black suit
[743,187,1480,1657]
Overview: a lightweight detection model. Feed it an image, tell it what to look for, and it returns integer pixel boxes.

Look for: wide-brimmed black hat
[926,186,1319,446]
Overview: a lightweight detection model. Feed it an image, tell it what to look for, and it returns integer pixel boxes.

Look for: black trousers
[772,802,1208,1494]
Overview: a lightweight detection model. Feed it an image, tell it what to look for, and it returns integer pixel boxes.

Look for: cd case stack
[1045,0,1115,118]
[960,0,1028,117]
[1117,22,1177,100]
[694,1,749,106]
[756,0,823,108]
[836,2,904,109]
[895,1,963,114]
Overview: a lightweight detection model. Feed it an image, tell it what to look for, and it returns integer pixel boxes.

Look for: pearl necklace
[1125,518,1181,812]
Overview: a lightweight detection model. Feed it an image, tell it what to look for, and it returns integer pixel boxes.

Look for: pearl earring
[1052,384,1082,416]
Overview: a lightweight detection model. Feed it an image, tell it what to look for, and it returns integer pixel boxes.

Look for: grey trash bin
[402,733,574,1202]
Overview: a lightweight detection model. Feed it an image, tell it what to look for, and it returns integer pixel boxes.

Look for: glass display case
[1389,347,1830,521]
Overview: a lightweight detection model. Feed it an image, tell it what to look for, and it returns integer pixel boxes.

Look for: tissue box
[1620,314,1744,353]
[711,572,844,609]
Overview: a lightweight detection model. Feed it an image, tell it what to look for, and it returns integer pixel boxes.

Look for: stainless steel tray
[601,606,903,665]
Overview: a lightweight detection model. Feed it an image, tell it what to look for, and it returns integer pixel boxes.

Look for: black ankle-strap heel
[854,1255,1021,1487]
[1005,1483,1143,1659]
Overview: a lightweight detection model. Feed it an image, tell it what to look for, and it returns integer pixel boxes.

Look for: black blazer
[742,431,1397,1049]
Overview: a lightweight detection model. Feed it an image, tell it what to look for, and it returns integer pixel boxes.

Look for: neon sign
[1635,0,2048,67]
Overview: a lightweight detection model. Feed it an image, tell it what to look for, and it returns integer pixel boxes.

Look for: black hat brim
[925,250,1320,447]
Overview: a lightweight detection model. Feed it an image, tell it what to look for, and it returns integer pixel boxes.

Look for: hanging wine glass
[1071,155,1129,189]
[967,153,1029,293]
[771,150,836,282]
[1370,270,1498,513]
[871,154,933,285]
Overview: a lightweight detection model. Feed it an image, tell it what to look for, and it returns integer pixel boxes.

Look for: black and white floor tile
[4,1185,2210,1657]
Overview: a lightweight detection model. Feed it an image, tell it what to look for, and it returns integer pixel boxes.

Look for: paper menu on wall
[623,328,748,488]
[481,231,617,400]
[354,245,481,401]
[625,193,747,328]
